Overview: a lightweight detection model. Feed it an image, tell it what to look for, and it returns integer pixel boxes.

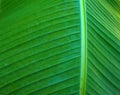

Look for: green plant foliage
[0,0,120,95]
[0,0,81,95]
[87,0,120,95]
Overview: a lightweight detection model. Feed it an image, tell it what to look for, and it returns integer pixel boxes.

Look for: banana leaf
[0,0,120,95]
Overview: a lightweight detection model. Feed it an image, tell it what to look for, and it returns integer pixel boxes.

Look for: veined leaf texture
[0,0,120,95]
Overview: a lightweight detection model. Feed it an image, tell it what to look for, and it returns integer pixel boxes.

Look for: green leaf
[0,0,120,95]
[0,0,81,95]
[86,0,120,95]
